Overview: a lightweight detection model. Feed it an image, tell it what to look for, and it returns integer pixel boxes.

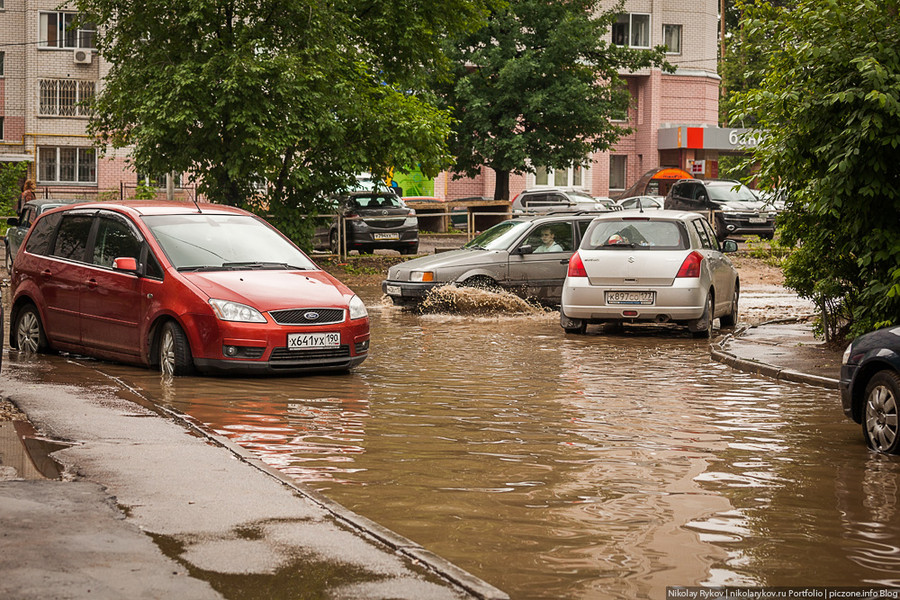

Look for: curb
[98,370,509,600]
[710,320,840,390]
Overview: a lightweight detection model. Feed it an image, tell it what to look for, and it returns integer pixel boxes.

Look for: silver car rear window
[584,220,687,250]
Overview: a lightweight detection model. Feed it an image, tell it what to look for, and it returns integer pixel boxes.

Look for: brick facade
[1,0,723,203]
[0,0,136,200]
[442,0,723,201]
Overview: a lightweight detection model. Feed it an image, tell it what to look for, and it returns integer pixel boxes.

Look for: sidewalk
[712,318,843,389]
[0,365,508,600]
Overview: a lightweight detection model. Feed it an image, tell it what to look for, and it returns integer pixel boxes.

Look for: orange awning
[652,168,693,180]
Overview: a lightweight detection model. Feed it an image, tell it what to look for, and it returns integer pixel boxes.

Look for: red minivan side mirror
[112,257,138,271]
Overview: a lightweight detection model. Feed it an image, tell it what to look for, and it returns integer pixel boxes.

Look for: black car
[5,199,81,271]
[840,326,900,454]
[664,179,776,241]
[315,191,419,255]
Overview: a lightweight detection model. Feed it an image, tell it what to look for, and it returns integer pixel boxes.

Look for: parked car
[592,196,622,211]
[840,326,900,454]
[314,191,418,255]
[9,201,370,376]
[559,210,740,337]
[5,199,81,271]
[664,179,776,240]
[616,196,664,211]
[382,213,602,307]
[511,188,617,214]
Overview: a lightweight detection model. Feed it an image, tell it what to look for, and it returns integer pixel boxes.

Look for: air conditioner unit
[73,49,92,64]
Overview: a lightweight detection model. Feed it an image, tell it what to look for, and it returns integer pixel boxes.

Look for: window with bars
[39,12,96,49]
[37,147,97,184]
[39,80,95,116]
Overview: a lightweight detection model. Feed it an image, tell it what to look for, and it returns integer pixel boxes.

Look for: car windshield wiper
[465,244,487,250]
[177,265,229,272]
[221,261,308,270]
[179,262,308,272]
[603,243,637,248]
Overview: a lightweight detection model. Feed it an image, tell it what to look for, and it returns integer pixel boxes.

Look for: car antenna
[188,189,202,213]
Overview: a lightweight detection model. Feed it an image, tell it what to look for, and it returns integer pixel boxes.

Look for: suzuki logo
[304,311,320,320]
[628,256,635,263]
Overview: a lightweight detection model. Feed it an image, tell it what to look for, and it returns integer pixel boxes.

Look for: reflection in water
[4,284,900,599]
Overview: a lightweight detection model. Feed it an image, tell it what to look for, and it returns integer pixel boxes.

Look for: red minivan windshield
[143,214,318,272]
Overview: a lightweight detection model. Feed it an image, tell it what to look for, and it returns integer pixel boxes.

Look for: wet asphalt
[0,318,842,600]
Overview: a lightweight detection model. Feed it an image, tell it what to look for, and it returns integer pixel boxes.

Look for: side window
[51,214,93,261]
[144,248,164,279]
[92,216,142,268]
[672,182,689,200]
[576,219,592,243]
[523,193,544,208]
[523,222,573,252]
[548,193,569,205]
[23,212,63,256]
[691,219,714,250]
[22,207,37,227]
[700,218,720,250]
[694,183,710,203]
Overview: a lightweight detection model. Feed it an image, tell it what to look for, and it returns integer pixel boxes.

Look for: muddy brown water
[3,283,900,598]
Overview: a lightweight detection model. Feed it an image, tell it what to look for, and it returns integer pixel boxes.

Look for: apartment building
[1,0,754,203]
[434,0,757,201]
[1,0,133,199]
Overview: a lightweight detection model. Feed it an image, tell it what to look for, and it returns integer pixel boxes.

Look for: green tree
[440,0,670,200]
[731,0,900,337]
[75,0,489,242]
[0,161,28,217]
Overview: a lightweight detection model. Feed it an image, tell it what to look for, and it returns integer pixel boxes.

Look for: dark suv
[664,179,776,240]
[316,191,419,255]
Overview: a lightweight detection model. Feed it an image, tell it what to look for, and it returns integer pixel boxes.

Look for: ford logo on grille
[304,311,320,320]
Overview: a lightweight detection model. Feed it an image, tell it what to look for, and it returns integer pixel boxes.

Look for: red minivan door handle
[41,269,52,277]
[86,278,99,289]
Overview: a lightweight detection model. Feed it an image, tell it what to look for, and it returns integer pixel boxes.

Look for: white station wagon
[560,210,740,337]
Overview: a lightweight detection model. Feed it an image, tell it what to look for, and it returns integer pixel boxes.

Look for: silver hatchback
[382,213,602,306]
[560,210,740,337]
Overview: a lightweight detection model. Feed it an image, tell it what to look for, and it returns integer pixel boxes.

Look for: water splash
[417,284,550,315]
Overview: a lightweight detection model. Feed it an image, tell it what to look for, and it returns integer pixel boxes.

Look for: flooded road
[4,283,900,599]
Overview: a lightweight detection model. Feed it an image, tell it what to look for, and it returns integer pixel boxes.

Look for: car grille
[269,346,351,362]
[269,308,345,325]
[365,218,406,229]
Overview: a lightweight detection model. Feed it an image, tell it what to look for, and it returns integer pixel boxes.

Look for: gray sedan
[382,213,602,306]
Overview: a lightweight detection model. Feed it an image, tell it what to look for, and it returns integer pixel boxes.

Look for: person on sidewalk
[17,179,35,217]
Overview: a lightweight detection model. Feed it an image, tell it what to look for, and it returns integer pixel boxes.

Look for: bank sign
[658,126,761,151]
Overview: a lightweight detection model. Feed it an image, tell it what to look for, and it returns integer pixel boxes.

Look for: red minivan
[8,201,369,376]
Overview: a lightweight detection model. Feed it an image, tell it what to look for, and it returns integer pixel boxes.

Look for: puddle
[0,419,70,480]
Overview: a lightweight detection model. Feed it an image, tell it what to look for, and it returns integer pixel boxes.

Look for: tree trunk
[493,169,510,201]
